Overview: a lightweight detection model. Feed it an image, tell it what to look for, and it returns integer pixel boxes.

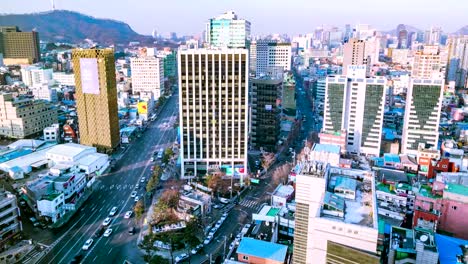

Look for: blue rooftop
[237,238,287,262]
[313,143,340,154]
[384,153,400,164]
[435,234,468,264]
[334,176,357,192]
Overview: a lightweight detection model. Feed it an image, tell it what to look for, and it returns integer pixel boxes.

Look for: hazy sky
[2,0,466,37]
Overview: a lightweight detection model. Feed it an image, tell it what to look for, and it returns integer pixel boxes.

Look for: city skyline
[2,0,467,37]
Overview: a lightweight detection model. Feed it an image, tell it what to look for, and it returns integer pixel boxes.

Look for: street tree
[160,189,179,209]
[134,200,145,219]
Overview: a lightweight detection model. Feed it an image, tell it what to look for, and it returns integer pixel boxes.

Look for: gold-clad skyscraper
[72,48,120,153]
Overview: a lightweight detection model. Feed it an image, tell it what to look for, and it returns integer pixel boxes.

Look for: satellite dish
[420,235,428,242]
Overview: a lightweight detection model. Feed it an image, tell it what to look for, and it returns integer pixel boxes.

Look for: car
[134,196,140,202]
[213,204,221,209]
[191,244,203,254]
[220,216,227,222]
[131,191,137,198]
[229,241,235,250]
[128,226,136,235]
[222,212,228,217]
[103,228,113,237]
[203,238,211,245]
[70,254,83,264]
[82,239,94,250]
[215,222,221,229]
[140,177,146,183]
[175,253,189,263]
[94,227,105,238]
[102,217,112,226]
[109,206,118,216]
[124,211,133,219]
[135,183,140,189]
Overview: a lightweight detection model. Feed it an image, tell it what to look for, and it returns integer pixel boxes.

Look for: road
[38,93,179,264]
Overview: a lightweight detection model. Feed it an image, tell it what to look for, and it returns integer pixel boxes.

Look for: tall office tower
[401,79,443,155]
[250,78,281,152]
[323,66,387,155]
[0,26,40,64]
[342,38,368,75]
[293,162,379,264]
[205,11,251,48]
[411,45,444,79]
[446,36,468,88]
[424,26,442,45]
[282,72,296,117]
[396,24,408,49]
[72,48,120,153]
[255,41,292,77]
[178,48,249,180]
[249,41,257,76]
[130,54,164,100]
[344,24,352,42]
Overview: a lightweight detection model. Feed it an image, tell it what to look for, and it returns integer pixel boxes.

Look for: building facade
[250,78,281,152]
[130,56,164,100]
[401,79,443,155]
[0,93,57,138]
[255,41,292,78]
[323,66,387,155]
[0,26,40,64]
[178,48,248,180]
[446,36,468,88]
[0,190,22,250]
[72,48,120,153]
[205,11,251,48]
[342,38,367,75]
[411,46,444,79]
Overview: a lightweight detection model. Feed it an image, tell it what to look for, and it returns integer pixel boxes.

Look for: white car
[140,177,145,183]
[191,244,203,254]
[203,238,211,245]
[103,228,113,237]
[124,211,133,219]
[175,253,189,263]
[135,183,140,189]
[109,207,118,217]
[82,239,93,250]
[134,196,140,202]
[102,217,112,226]
[130,191,137,198]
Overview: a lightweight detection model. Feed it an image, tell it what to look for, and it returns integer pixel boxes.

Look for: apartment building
[0,190,22,249]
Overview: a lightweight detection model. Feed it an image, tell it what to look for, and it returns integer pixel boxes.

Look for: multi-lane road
[38,93,179,264]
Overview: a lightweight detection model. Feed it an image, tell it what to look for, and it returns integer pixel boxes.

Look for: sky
[2,0,466,37]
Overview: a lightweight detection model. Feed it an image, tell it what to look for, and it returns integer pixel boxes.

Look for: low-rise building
[52,72,75,86]
[179,190,212,217]
[0,190,22,250]
[0,93,58,138]
[318,130,347,154]
[236,237,288,264]
[388,226,439,264]
[306,143,341,166]
[43,124,59,142]
[271,184,294,207]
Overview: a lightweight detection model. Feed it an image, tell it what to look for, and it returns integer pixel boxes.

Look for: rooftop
[384,153,400,164]
[237,238,288,262]
[321,167,376,228]
[272,184,294,198]
[40,192,62,201]
[435,234,468,264]
[417,185,442,199]
[313,143,341,154]
[46,143,94,159]
[295,160,328,178]
[445,183,468,196]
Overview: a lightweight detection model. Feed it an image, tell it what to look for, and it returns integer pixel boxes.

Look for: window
[242,256,249,260]
[452,206,457,210]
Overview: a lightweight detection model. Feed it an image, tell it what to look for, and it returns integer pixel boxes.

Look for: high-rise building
[411,45,444,79]
[130,55,164,100]
[0,26,40,64]
[424,26,442,45]
[446,36,468,88]
[20,66,53,87]
[401,79,443,155]
[72,48,120,153]
[250,77,281,152]
[205,11,251,48]
[249,40,257,76]
[292,161,379,264]
[0,93,57,138]
[323,66,387,155]
[342,38,368,75]
[255,41,292,78]
[178,48,248,179]
[282,72,296,117]
[396,24,408,49]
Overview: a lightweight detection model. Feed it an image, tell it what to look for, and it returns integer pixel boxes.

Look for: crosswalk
[238,198,263,211]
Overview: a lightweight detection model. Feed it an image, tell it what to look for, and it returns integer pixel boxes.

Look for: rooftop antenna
[50,0,55,10]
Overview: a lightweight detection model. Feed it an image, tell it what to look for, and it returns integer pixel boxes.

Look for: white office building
[130,56,164,101]
[52,72,75,86]
[30,83,58,102]
[293,161,379,264]
[323,66,386,155]
[411,45,444,79]
[178,48,248,180]
[255,41,292,77]
[21,66,53,87]
[401,79,444,155]
[205,11,251,48]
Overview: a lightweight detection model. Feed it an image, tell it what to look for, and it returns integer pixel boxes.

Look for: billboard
[79,58,100,94]
[137,102,148,114]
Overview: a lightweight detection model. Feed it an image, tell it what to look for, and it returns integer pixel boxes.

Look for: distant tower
[50,0,55,10]
[396,24,408,49]
[152,29,158,39]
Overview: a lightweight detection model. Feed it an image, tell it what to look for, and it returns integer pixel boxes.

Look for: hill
[0,10,153,45]
[454,26,468,35]
[383,24,422,35]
